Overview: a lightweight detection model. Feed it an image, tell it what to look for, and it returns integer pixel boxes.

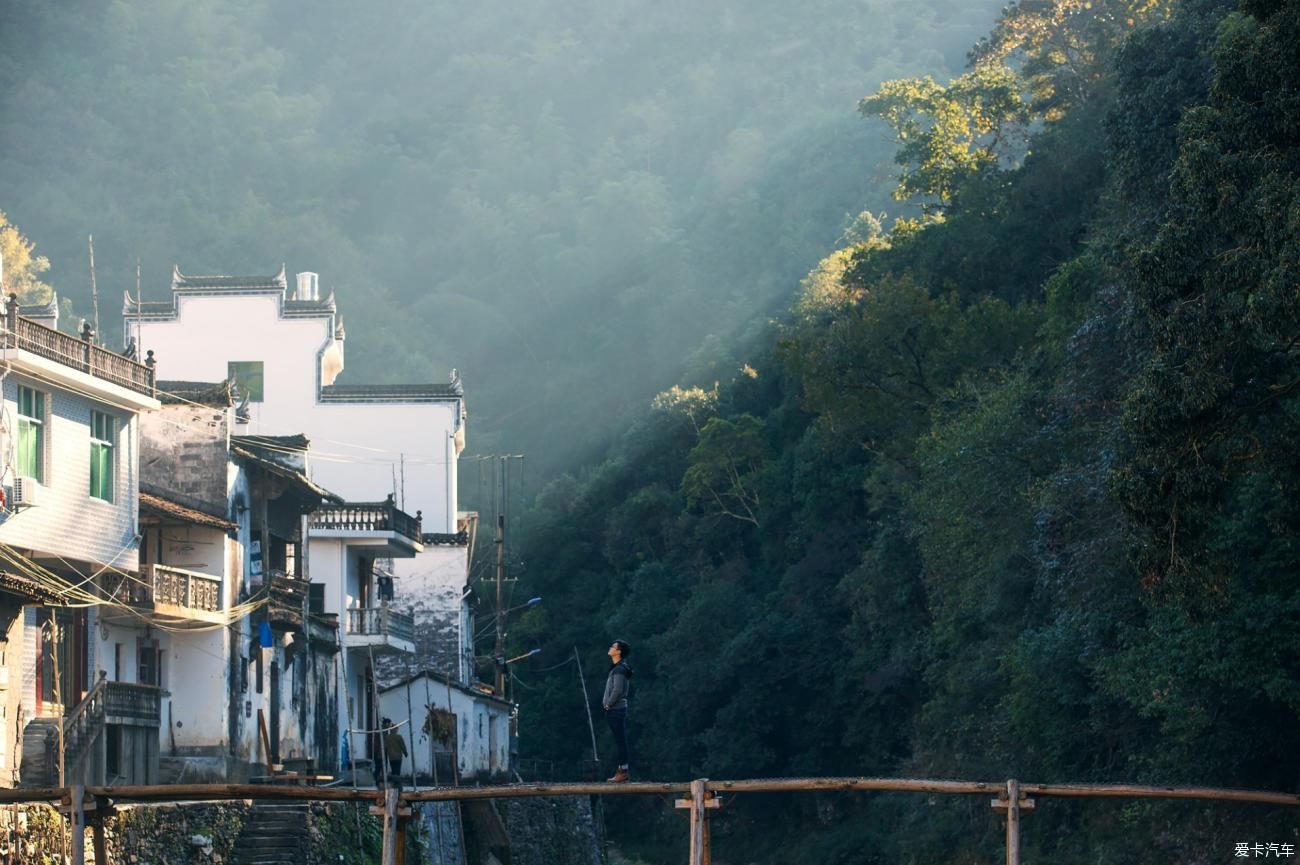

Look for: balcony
[97,564,225,626]
[3,296,157,398]
[345,606,415,655]
[104,680,164,726]
[309,500,424,556]
[266,570,308,630]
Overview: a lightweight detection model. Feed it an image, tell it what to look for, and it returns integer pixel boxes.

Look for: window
[17,386,44,481]
[228,361,265,402]
[90,411,115,502]
[138,640,159,686]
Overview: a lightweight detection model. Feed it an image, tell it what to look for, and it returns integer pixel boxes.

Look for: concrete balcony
[309,500,423,557]
[344,606,415,655]
[98,564,225,626]
[3,296,159,407]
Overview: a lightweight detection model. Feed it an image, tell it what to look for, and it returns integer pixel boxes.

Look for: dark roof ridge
[172,264,288,291]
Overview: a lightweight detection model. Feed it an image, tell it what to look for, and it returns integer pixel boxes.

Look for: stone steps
[231,802,310,865]
[19,718,61,787]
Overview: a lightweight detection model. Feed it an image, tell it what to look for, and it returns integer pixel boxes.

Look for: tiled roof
[284,294,337,315]
[172,264,288,291]
[0,570,68,605]
[156,380,234,406]
[231,445,342,503]
[19,292,59,319]
[378,670,514,707]
[319,382,463,403]
[140,491,237,530]
[127,299,175,314]
[423,531,470,546]
[232,433,310,452]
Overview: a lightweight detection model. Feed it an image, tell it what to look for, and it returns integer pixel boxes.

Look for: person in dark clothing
[603,639,633,782]
[384,719,408,786]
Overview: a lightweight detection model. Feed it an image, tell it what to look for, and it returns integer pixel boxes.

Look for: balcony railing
[267,569,308,628]
[104,680,163,725]
[100,564,222,615]
[59,677,162,781]
[149,563,221,612]
[311,500,422,545]
[346,607,415,645]
[4,296,157,397]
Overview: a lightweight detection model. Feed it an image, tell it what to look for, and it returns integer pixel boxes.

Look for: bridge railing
[5,776,1298,865]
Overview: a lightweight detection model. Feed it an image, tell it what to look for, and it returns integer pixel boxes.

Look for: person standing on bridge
[383,718,407,787]
[603,639,634,783]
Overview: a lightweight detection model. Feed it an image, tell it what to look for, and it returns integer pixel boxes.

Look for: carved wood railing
[311,500,422,544]
[103,681,163,725]
[149,563,221,612]
[99,565,222,617]
[267,569,307,628]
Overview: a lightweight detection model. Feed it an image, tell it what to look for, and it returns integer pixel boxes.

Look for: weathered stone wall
[494,796,604,865]
[0,795,601,865]
[139,400,231,516]
[0,799,394,865]
[1,801,247,865]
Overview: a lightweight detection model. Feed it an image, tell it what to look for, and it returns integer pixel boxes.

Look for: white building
[378,671,512,783]
[126,267,484,776]
[0,292,162,786]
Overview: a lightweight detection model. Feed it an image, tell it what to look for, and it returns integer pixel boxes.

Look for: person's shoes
[607,768,630,783]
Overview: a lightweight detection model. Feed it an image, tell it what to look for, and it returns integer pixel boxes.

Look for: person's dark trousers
[389,757,403,787]
[606,707,630,769]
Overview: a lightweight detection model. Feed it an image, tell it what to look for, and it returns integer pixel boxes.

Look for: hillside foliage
[509,0,1300,860]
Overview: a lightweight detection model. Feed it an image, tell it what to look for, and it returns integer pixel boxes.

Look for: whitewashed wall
[130,293,461,532]
[379,674,511,781]
[0,374,141,571]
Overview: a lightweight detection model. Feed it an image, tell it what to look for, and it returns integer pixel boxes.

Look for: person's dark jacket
[603,659,633,710]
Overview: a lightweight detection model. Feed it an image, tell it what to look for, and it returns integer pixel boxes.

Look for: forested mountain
[509,0,1300,861]
[0,0,1001,471]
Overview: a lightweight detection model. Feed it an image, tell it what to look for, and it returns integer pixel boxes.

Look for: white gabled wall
[130,293,462,532]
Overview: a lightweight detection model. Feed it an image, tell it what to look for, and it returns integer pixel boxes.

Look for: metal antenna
[88,235,100,340]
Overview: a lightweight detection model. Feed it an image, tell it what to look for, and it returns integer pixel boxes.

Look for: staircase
[20,676,108,786]
[18,718,60,786]
[19,677,164,786]
[231,802,310,865]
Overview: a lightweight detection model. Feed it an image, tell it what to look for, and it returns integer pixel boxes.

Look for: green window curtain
[90,411,114,502]
[16,387,44,481]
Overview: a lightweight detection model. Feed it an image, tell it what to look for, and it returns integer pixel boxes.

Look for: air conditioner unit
[11,476,38,509]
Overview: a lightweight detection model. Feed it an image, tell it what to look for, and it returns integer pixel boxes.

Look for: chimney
[295,271,319,301]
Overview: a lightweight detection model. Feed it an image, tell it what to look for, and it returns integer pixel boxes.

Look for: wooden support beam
[990,779,1035,865]
[258,709,273,777]
[90,803,110,865]
[68,784,86,865]
[687,779,708,865]
[380,787,400,865]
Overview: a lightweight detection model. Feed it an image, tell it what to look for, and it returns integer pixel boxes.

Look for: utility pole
[494,456,506,696]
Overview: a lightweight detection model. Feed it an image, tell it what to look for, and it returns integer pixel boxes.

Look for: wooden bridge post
[991,778,1034,865]
[68,784,86,865]
[373,788,414,865]
[90,796,112,865]
[379,788,400,865]
[690,779,706,865]
[675,779,721,865]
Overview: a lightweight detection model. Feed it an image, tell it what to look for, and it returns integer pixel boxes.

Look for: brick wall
[140,401,231,513]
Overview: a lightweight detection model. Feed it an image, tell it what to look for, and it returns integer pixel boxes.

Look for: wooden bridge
[4,776,1298,865]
